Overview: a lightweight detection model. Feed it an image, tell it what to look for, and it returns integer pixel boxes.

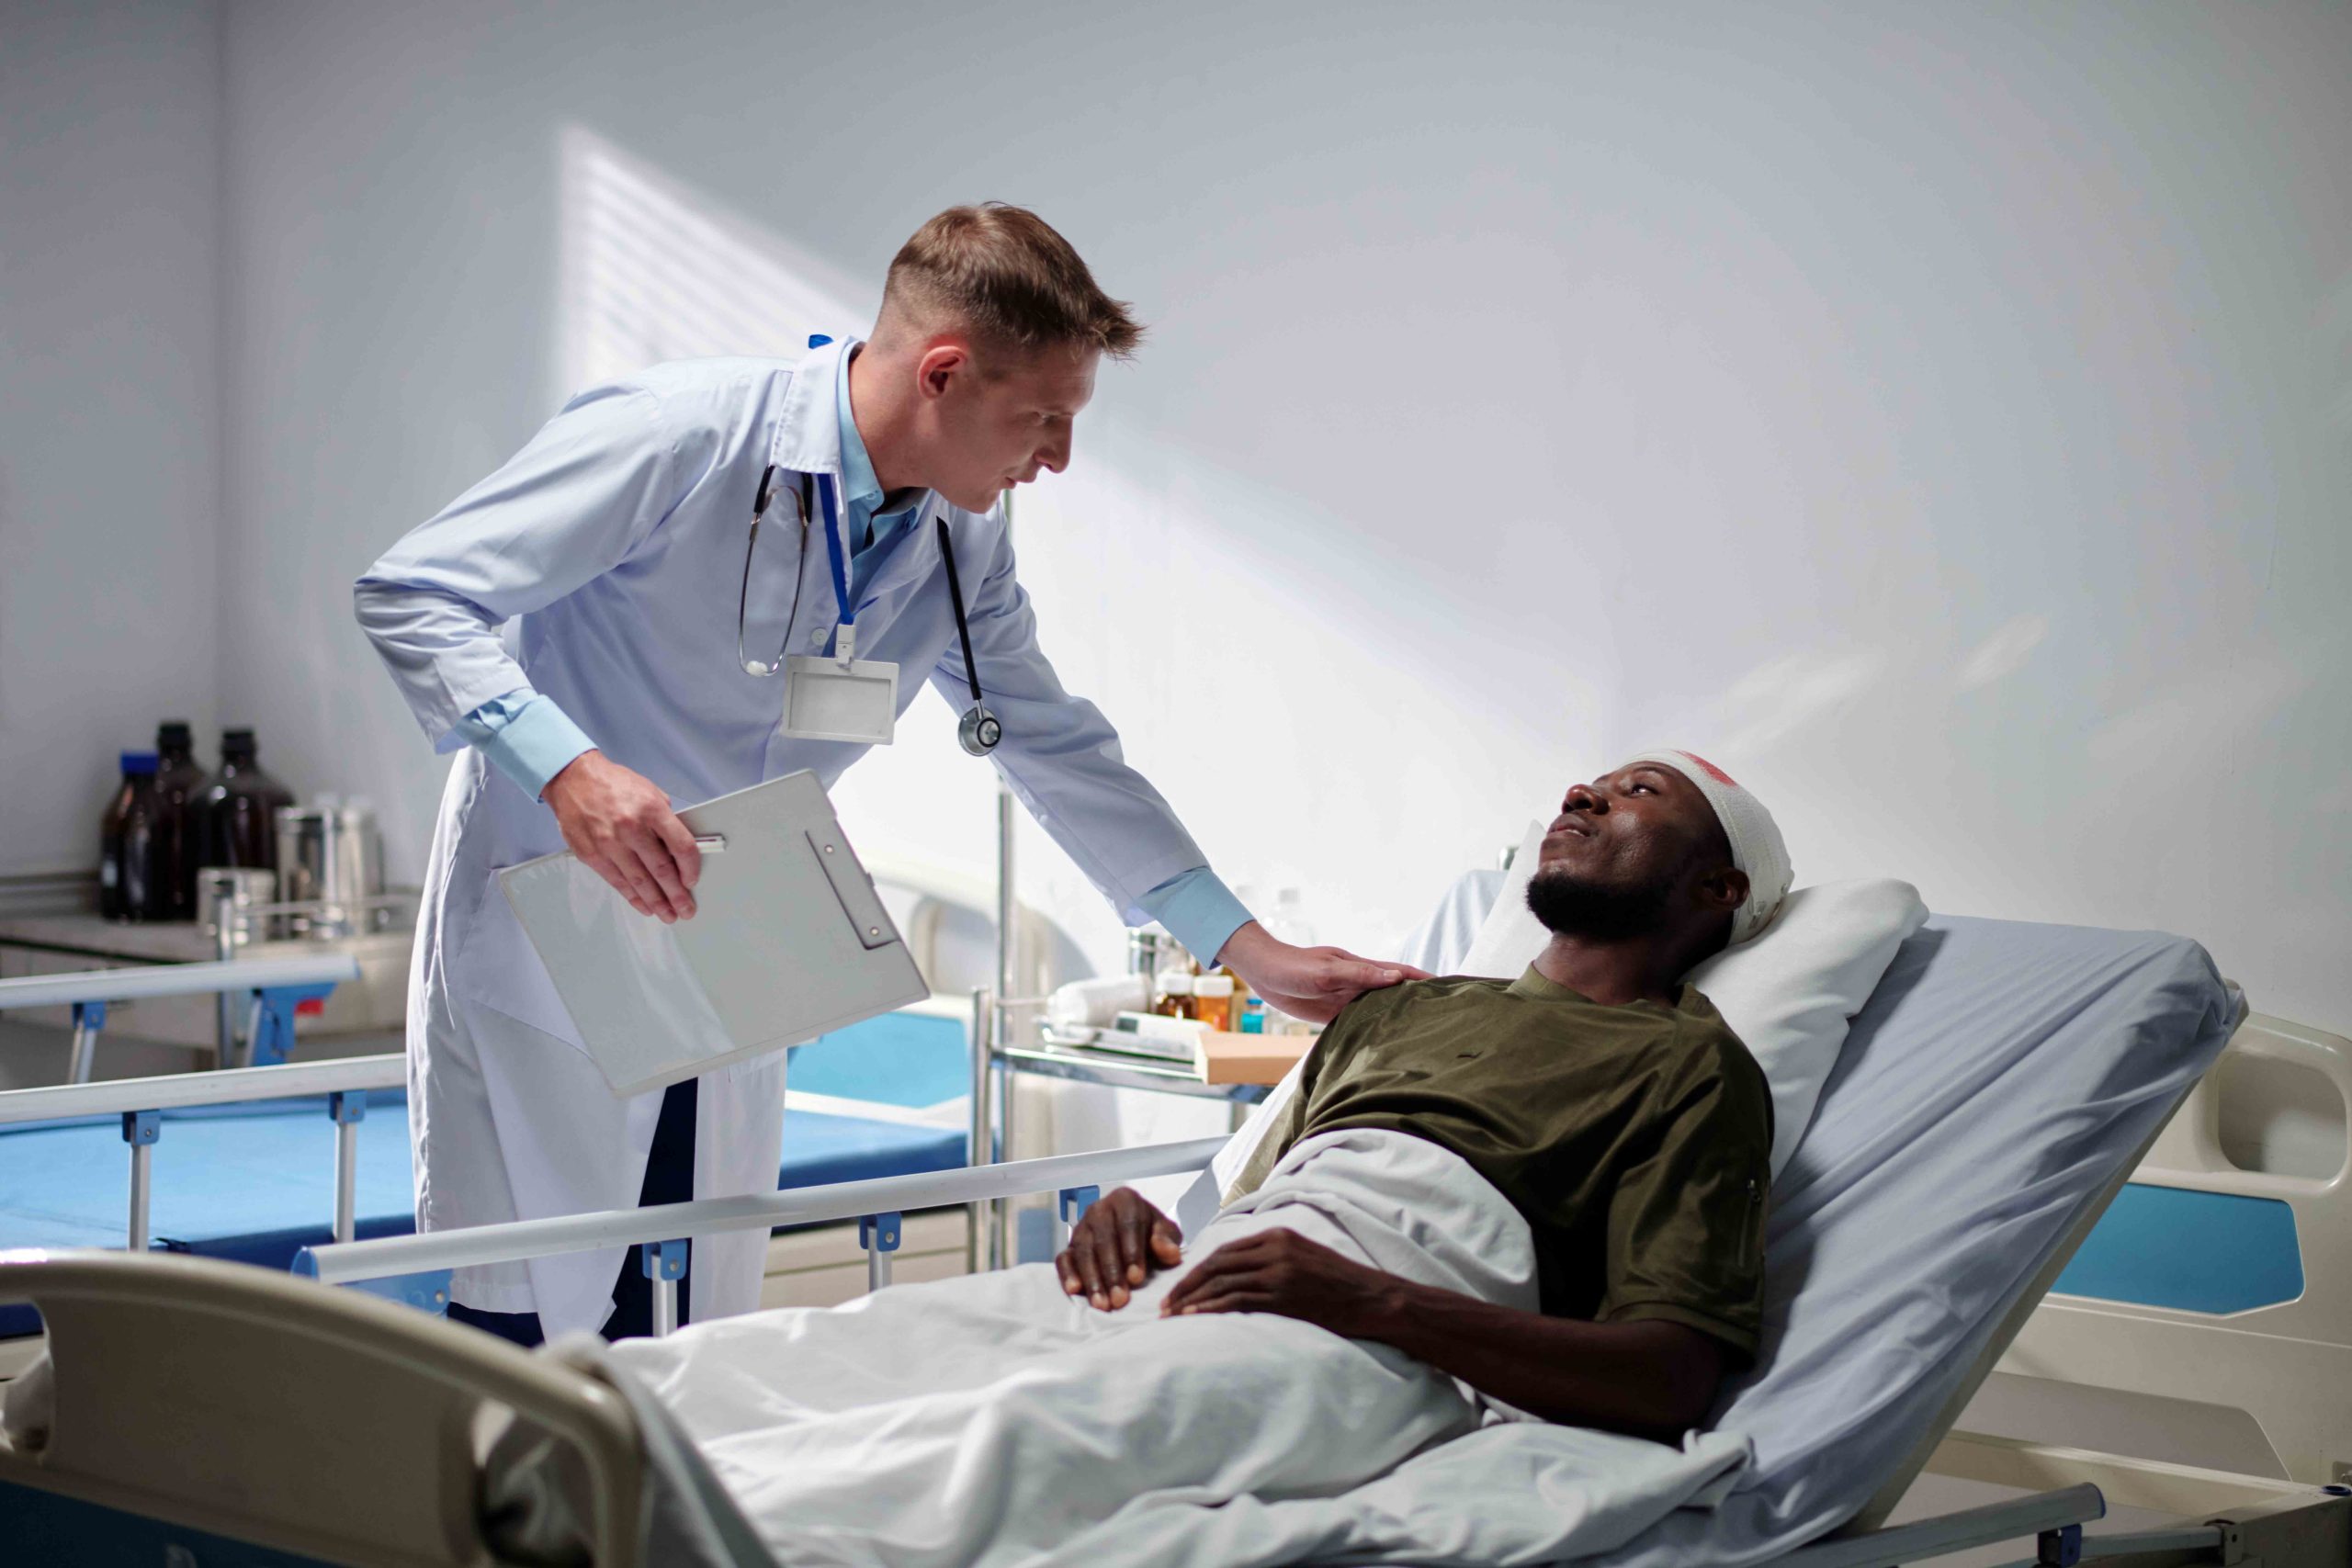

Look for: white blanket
[607,1129,1749,1567]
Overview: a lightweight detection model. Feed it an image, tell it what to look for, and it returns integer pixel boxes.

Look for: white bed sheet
[1576,912,2241,1568]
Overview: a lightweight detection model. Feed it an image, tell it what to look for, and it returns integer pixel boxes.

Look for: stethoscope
[734,454,1001,758]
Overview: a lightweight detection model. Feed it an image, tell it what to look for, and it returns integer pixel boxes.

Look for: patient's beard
[1524,865,1672,942]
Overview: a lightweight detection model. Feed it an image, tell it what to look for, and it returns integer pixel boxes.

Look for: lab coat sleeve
[353,384,696,751]
[929,524,1220,927]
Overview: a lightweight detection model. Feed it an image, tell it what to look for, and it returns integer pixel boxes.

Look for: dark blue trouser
[445,1077,697,1347]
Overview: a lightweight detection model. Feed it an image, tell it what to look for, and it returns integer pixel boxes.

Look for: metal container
[274,803,384,940]
[198,866,277,946]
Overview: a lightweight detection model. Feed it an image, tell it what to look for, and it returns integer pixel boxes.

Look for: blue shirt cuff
[1134,868,1254,966]
[461,693,596,799]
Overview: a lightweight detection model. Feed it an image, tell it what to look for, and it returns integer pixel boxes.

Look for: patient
[1059,749,1787,1440]
[605,751,1791,1562]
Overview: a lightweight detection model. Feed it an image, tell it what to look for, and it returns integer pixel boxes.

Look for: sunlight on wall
[557,125,876,394]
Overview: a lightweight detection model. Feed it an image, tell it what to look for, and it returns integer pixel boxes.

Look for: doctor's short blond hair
[880,203,1144,363]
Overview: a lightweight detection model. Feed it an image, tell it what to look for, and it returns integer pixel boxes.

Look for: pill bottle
[1193,973,1235,1032]
[1155,971,1195,1020]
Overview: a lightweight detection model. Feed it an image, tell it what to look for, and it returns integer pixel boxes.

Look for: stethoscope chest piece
[958,705,1002,757]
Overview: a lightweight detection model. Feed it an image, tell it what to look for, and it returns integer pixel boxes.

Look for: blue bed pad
[0,1010,971,1336]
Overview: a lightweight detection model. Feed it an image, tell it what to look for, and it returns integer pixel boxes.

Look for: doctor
[356,203,1421,1345]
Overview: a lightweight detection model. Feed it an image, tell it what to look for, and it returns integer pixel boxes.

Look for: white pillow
[1194,828,1925,1223]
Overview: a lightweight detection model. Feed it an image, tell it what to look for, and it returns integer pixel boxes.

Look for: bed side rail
[0,953,361,1080]
[1778,1483,2103,1568]
[0,1050,405,1258]
[1999,1010,2352,1486]
[300,1134,1230,1333]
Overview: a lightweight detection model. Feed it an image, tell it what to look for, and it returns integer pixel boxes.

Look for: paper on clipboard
[497,771,928,1097]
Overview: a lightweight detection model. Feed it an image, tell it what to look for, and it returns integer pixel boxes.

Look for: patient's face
[1524,763,1726,938]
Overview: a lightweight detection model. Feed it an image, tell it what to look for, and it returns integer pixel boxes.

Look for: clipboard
[497,771,927,1096]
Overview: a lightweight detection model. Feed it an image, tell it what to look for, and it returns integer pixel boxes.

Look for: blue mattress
[0,1010,969,1337]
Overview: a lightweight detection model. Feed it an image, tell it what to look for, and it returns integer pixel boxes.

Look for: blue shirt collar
[835,344,886,514]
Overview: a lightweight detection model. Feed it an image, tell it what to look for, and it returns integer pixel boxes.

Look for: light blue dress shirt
[456,354,1251,964]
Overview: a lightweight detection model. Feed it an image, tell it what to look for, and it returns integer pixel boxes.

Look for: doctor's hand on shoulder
[542,750,702,924]
[1216,921,1428,1025]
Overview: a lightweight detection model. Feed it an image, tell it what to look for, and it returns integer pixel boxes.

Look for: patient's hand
[1217,920,1429,1025]
[1159,1226,1395,1339]
[1057,1188,1184,1311]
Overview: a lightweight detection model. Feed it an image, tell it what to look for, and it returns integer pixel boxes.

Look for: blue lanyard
[814,470,855,628]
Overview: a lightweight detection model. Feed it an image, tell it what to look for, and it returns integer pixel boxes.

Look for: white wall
[208,1,2352,1026]
[0,0,222,876]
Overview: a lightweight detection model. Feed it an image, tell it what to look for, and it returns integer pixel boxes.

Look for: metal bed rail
[0,953,360,1080]
[300,1134,1232,1336]
[0,1052,403,1256]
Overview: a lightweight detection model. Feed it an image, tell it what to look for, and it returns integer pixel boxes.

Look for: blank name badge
[783,653,899,745]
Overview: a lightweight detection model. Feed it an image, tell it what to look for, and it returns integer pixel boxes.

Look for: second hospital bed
[2,912,2346,1566]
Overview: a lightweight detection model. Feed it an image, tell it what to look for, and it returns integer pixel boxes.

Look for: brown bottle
[151,720,208,920]
[198,728,295,872]
[99,751,162,922]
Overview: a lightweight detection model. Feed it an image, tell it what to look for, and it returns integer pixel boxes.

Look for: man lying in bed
[604,750,1791,1562]
[1060,748,1789,1441]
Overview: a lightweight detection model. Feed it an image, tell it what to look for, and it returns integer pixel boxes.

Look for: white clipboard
[497,771,927,1097]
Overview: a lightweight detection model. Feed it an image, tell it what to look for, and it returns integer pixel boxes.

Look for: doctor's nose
[1037,437,1070,475]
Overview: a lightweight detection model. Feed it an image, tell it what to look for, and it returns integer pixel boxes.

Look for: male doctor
[356,204,1419,1345]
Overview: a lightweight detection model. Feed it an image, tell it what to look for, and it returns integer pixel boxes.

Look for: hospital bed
[3,914,2348,1566]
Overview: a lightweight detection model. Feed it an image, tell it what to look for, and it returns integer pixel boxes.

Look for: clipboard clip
[692,834,728,855]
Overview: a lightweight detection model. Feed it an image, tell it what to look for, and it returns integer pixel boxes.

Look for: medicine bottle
[199,728,296,873]
[99,751,162,922]
[151,720,208,919]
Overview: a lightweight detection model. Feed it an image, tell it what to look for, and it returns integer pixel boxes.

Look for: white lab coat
[356,342,1213,1336]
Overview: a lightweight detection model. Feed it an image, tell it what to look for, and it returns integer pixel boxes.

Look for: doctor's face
[926,343,1098,513]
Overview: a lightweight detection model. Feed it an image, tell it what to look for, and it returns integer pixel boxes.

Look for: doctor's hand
[1216,921,1428,1025]
[541,750,701,923]
[1057,1187,1183,1312]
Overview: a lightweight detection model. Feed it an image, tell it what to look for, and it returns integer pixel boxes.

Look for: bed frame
[2,1001,2346,1567]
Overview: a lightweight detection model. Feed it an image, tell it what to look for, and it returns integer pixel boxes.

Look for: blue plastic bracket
[1057,1185,1100,1224]
[2038,1523,2084,1568]
[327,1089,367,1125]
[642,1237,690,1280]
[72,998,107,1032]
[246,982,337,1066]
[858,1212,903,1253]
[290,1250,453,1316]
[120,1109,159,1146]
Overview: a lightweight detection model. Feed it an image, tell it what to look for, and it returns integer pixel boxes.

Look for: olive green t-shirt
[1229,968,1772,1357]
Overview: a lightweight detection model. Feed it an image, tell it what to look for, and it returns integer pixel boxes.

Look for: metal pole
[967,987,992,1274]
[991,488,1018,1271]
[128,1144,152,1251]
[67,1004,100,1086]
[213,885,239,1068]
[334,1120,359,1245]
[651,1271,677,1337]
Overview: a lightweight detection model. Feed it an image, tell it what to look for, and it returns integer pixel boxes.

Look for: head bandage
[1623,750,1792,946]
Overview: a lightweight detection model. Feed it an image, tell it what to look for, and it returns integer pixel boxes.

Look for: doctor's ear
[915,341,977,399]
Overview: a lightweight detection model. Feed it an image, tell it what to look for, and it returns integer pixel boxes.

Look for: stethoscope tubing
[737,463,999,752]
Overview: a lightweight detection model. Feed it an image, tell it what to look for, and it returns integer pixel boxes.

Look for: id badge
[783,654,899,744]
